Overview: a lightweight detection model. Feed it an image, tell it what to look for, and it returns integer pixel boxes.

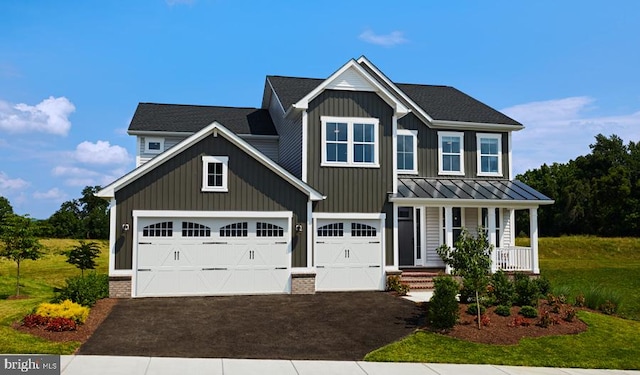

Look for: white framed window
[321,116,379,167]
[144,137,164,154]
[438,131,464,175]
[477,133,502,176]
[202,156,229,192]
[479,208,501,246]
[397,129,418,174]
[442,207,464,244]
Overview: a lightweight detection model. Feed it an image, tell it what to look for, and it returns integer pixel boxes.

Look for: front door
[398,207,414,266]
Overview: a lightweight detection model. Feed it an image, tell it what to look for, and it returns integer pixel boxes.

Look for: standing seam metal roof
[396,178,552,202]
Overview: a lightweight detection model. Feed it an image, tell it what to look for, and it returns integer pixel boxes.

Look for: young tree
[0,214,43,296]
[437,228,493,329]
[65,241,101,277]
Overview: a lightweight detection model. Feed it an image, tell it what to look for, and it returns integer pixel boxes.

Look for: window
[477,133,502,176]
[220,222,248,237]
[144,137,164,154]
[202,156,228,192]
[317,223,344,237]
[257,222,284,237]
[481,208,501,245]
[142,221,173,237]
[442,207,463,244]
[397,129,417,174]
[321,116,379,167]
[182,222,211,237]
[351,223,376,237]
[438,132,464,175]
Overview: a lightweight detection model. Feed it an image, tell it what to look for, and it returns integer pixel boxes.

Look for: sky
[1,1,639,219]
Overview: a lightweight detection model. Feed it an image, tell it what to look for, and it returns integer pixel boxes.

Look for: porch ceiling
[393,178,553,205]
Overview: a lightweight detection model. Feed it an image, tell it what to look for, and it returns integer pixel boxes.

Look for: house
[96,56,553,298]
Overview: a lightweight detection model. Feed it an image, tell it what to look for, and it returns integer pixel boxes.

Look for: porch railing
[493,246,533,272]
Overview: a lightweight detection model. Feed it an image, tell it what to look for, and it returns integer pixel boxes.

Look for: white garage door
[134,216,290,297]
[315,219,384,291]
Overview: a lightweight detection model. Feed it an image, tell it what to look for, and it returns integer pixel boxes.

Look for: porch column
[530,207,540,274]
[444,206,453,274]
[488,207,497,272]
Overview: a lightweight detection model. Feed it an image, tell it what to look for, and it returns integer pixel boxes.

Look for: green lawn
[0,239,108,354]
[367,236,640,369]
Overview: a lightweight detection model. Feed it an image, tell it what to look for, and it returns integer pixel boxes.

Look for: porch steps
[400,271,440,291]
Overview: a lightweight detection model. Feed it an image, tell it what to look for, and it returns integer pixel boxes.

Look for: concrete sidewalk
[60,356,640,375]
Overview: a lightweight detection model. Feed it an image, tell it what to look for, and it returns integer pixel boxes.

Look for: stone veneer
[291,273,316,294]
[109,276,132,298]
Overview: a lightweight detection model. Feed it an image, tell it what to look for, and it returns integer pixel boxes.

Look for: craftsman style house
[97,56,553,298]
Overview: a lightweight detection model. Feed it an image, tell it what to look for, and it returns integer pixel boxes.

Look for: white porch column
[530,207,540,274]
[444,206,453,274]
[488,207,497,272]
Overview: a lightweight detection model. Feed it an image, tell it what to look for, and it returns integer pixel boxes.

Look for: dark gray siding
[398,114,509,179]
[114,134,308,270]
[307,90,395,265]
[268,90,303,178]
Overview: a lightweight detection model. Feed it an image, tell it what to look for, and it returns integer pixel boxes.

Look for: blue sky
[1,0,639,219]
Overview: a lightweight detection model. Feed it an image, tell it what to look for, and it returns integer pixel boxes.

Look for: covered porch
[390,178,554,274]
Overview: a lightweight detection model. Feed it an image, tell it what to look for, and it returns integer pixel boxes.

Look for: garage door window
[143,221,173,237]
[317,223,344,237]
[351,223,377,237]
[220,222,248,237]
[257,222,284,237]
[182,222,211,237]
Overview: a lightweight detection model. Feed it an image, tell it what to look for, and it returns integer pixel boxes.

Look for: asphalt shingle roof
[267,76,323,110]
[128,103,277,135]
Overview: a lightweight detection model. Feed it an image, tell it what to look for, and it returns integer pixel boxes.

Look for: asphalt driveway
[78,292,424,360]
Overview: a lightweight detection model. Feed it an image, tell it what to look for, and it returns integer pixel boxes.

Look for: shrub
[22,314,50,328]
[534,276,552,296]
[466,303,486,316]
[490,270,514,306]
[564,307,576,322]
[495,305,512,317]
[509,316,531,327]
[386,275,410,296]
[538,310,559,328]
[36,300,90,324]
[514,273,540,306]
[428,276,460,330]
[519,305,538,318]
[475,314,490,327]
[458,279,476,304]
[583,285,622,315]
[53,273,109,307]
[574,293,586,307]
[45,317,77,332]
[599,300,618,315]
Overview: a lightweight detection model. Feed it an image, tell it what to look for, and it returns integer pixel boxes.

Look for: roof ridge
[267,75,324,81]
[139,102,262,110]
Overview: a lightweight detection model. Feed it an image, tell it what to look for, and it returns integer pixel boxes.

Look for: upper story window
[144,137,164,154]
[397,129,417,174]
[321,116,379,168]
[477,133,502,176]
[438,131,464,176]
[202,156,229,192]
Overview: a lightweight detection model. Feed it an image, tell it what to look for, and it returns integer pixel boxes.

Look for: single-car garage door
[134,214,291,297]
[315,218,384,291]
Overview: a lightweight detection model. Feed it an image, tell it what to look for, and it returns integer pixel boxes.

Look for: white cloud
[52,165,126,187]
[0,171,29,194]
[0,96,75,135]
[33,188,67,201]
[359,29,408,47]
[503,97,640,175]
[74,140,131,165]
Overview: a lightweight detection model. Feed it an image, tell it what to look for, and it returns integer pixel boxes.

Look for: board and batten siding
[307,90,395,265]
[268,90,303,178]
[114,134,308,270]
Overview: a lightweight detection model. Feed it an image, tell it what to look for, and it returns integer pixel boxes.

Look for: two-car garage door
[134,214,291,297]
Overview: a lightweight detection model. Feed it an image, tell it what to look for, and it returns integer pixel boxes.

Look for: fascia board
[431,120,524,131]
[128,130,194,137]
[388,196,554,207]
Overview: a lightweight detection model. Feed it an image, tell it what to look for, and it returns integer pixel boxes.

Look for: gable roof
[97,122,324,201]
[267,76,323,111]
[128,103,277,135]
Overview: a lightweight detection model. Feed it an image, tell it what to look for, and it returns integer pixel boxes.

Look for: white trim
[108,199,131,277]
[476,133,503,177]
[144,137,164,154]
[313,212,386,220]
[96,122,325,201]
[320,116,380,168]
[306,200,313,268]
[293,59,409,116]
[389,197,554,207]
[392,203,399,268]
[291,268,316,275]
[432,119,524,131]
[201,156,229,192]
[129,130,192,137]
[302,111,308,182]
[508,132,513,180]
[397,129,418,175]
[438,131,465,176]
[392,116,398,193]
[132,210,293,219]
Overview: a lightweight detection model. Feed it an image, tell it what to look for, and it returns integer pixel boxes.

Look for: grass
[0,239,108,354]
[367,236,640,369]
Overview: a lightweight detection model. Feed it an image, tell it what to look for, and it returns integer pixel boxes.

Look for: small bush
[22,314,50,328]
[458,281,476,304]
[519,305,538,318]
[509,315,531,327]
[490,270,514,306]
[36,300,90,324]
[428,276,460,330]
[574,293,585,307]
[466,303,486,316]
[495,305,512,317]
[475,314,490,327]
[583,285,622,315]
[514,273,540,306]
[599,300,618,315]
[53,273,109,307]
[534,276,552,296]
[386,275,410,296]
[538,310,559,328]
[45,317,77,332]
[564,307,576,322]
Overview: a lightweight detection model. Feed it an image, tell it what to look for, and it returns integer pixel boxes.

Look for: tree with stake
[0,214,43,297]
[65,241,101,277]
[437,227,493,329]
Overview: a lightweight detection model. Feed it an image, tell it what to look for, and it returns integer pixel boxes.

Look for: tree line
[516,134,640,237]
[0,186,109,240]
